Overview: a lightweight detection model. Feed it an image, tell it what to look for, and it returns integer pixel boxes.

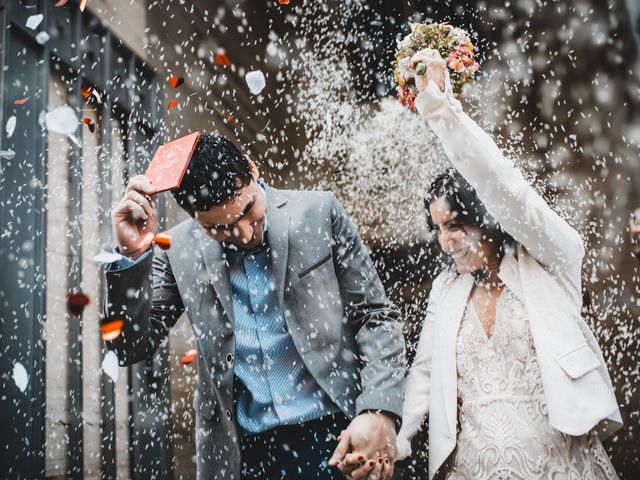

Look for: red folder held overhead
[145,131,201,194]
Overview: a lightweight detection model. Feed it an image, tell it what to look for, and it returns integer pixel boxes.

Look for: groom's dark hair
[171,133,252,217]
[424,168,514,251]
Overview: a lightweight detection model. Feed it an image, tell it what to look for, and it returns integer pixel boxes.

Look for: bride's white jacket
[397,81,623,479]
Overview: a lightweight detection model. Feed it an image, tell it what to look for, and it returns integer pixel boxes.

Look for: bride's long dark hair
[424,168,515,262]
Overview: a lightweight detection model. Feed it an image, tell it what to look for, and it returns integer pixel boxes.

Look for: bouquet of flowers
[394,21,480,110]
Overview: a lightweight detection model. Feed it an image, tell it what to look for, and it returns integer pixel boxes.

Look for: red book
[145,132,201,194]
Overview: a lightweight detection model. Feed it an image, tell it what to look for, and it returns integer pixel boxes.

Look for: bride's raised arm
[412,53,584,279]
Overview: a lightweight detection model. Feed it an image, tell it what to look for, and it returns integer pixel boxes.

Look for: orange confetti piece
[226,113,236,126]
[180,349,197,365]
[81,83,93,100]
[214,49,232,66]
[55,0,69,6]
[154,232,172,250]
[67,292,90,316]
[168,75,184,88]
[278,0,291,4]
[100,320,124,342]
[79,0,88,12]
[81,117,95,133]
[167,100,178,111]
[14,97,30,105]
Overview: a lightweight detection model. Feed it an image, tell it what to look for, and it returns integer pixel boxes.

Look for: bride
[396,49,622,479]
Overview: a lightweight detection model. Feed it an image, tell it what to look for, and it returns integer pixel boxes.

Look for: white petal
[26,14,43,30]
[0,149,16,160]
[45,106,78,135]
[102,351,119,382]
[6,116,16,138]
[13,362,28,393]
[245,70,266,95]
[35,31,50,45]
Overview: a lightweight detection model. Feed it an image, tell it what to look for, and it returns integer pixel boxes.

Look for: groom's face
[195,170,267,250]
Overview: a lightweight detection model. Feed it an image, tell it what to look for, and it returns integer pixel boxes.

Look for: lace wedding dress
[446,288,619,480]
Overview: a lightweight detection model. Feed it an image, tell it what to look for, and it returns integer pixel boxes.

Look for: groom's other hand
[328,412,396,480]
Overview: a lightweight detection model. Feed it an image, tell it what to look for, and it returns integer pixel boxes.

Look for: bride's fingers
[342,453,366,465]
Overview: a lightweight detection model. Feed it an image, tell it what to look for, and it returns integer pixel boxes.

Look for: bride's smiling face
[429,197,495,274]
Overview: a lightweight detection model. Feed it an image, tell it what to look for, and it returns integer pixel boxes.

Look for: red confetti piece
[226,113,236,126]
[214,49,232,66]
[81,117,95,133]
[100,320,124,342]
[168,75,184,88]
[154,232,172,250]
[167,100,178,111]
[55,0,69,6]
[67,292,90,316]
[14,97,30,105]
[81,84,93,100]
[79,0,88,12]
[180,349,197,365]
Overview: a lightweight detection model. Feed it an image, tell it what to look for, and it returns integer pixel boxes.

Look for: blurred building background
[0,0,638,478]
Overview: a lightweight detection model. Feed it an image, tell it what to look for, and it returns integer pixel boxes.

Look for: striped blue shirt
[225,228,338,434]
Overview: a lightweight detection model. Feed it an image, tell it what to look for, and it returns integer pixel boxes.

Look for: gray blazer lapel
[265,186,291,306]
[197,229,235,325]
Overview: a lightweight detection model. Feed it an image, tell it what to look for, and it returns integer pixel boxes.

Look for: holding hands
[328,412,397,480]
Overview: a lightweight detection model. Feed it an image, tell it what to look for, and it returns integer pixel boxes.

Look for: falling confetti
[80,84,93,100]
[81,116,96,133]
[167,100,178,111]
[154,232,172,250]
[54,0,69,6]
[227,113,236,126]
[100,320,124,342]
[101,351,119,382]
[278,0,291,4]
[66,292,90,316]
[180,349,197,365]
[35,32,50,45]
[13,362,28,393]
[168,75,184,88]
[245,70,266,95]
[6,116,16,138]
[214,49,232,66]
[25,14,43,30]
[45,105,78,135]
[0,149,16,160]
[79,0,88,12]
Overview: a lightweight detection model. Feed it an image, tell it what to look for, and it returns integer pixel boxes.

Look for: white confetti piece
[101,351,119,382]
[0,149,15,160]
[94,250,125,264]
[245,70,266,95]
[45,106,78,135]
[26,14,43,30]
[6,116,16,138]
[13,362,28,393]
[35,31,50,45]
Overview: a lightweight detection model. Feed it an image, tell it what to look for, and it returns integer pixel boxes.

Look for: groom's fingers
[328,430,351,467]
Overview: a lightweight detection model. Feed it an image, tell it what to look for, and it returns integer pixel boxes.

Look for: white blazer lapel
[438,273,474,438]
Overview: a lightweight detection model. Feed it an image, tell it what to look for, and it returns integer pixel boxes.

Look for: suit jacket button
[226,409,232,420]
[226,353,234,364]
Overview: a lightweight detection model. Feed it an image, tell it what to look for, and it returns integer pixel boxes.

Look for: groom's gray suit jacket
[104,186,406,479]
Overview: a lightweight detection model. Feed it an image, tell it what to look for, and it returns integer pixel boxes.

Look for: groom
[104,133,405,479]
